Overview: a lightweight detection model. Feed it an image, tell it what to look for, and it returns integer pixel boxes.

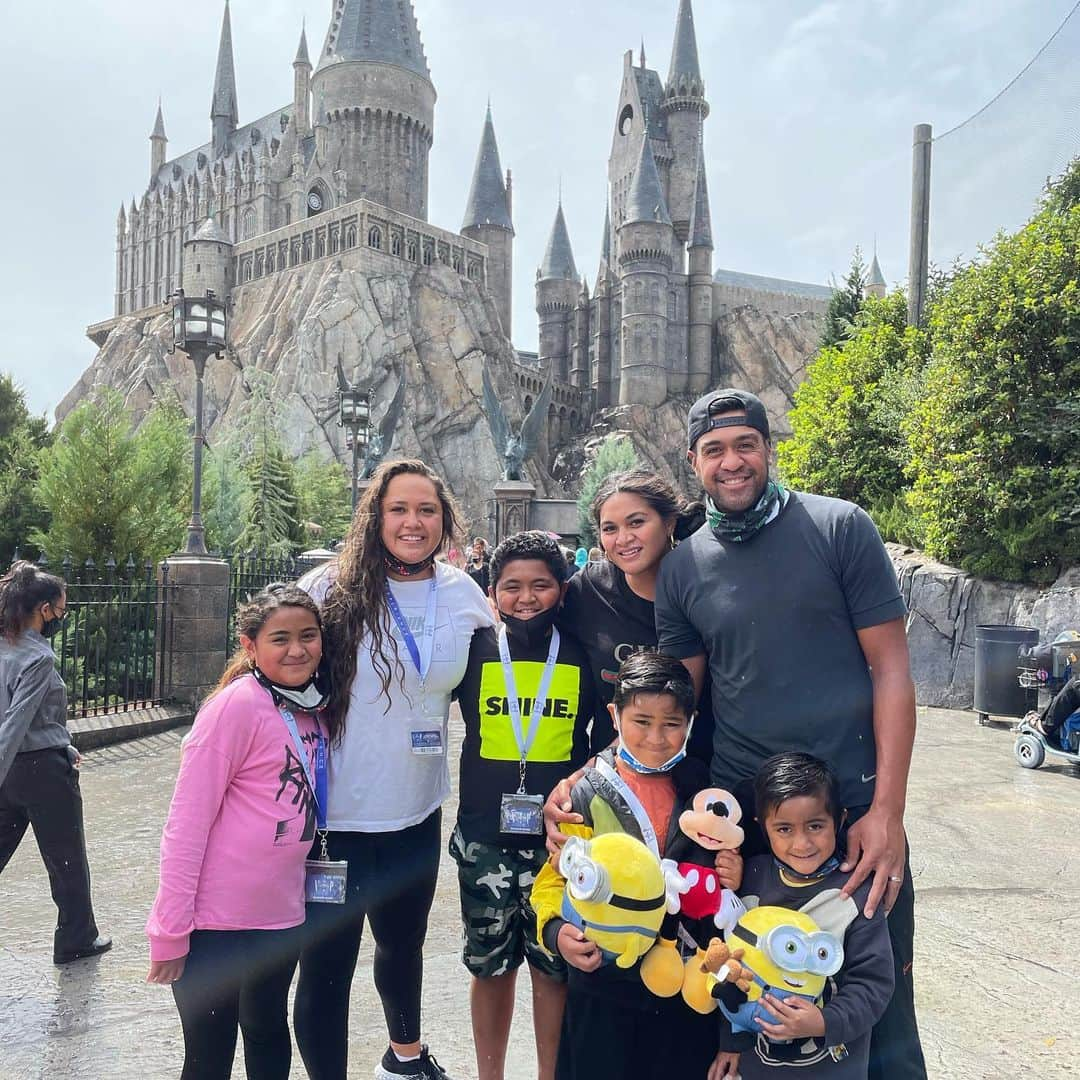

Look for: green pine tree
[820,248,867,349]
[295,451,353,547]
[0,373,51,565]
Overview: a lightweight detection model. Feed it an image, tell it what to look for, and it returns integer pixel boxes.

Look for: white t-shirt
[300,560,494,832]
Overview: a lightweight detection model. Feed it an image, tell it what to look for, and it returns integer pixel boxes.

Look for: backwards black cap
[687,388,771,450]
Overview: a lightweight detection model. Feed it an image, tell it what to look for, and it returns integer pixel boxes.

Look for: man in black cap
[655,388,926,1080]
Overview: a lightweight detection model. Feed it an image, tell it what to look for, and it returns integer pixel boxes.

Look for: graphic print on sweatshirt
[274,725,319,845]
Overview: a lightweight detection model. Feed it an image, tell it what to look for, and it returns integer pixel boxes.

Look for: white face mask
[613,708,694,774]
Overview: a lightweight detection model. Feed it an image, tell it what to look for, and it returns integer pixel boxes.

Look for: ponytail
[0,561,66,641]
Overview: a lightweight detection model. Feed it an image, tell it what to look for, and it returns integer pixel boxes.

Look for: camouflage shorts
[448,825,566,981]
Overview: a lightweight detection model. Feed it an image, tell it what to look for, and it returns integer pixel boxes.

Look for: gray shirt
[0,629,70,787]
[656,491,906,811]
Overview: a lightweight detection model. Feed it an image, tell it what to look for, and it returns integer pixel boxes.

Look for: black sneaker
[54,935,112,966]
[374,1045,453,1080]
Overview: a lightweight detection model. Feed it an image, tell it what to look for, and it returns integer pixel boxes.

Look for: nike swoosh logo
[861,773,876,783]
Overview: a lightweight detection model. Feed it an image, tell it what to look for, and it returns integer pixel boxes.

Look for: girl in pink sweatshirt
[146,584,329,1080]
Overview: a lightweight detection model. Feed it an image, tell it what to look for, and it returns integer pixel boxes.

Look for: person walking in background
[466,536,491,595]
[146,584,329,1080]
[0,561,111,966]
[295,460,494,1080]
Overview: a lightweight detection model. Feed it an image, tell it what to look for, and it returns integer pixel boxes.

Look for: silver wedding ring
[888,875,903,883]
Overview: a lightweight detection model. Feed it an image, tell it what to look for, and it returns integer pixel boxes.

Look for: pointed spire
[151,100,167,140]
[667,0,703,92]
[600,200,612,263]
[211,1,239,127]
[689,135,713,249]
[640,39,647,69]
[540,203,578,281]
[867,251,887,292]
[625,134,672,226]
[320,0,431,82]
[462,105,513,232]
[295,22,310,66]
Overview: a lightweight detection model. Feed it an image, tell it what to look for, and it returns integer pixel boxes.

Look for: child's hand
[556,924,602,972]
[714,848,743,891]
[544,774,586,857]
[707,1050,741,1079]
[147,957,187,985]
[756,995,826,1040]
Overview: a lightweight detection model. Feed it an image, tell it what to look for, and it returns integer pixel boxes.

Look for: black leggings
[171,926,302,1080]
[294,809,442,1080]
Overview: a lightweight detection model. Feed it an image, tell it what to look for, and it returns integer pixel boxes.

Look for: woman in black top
[465,536,491,595]
[558,470,712,760]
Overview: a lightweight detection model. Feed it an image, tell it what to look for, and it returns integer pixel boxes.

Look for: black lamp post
[172,287,228,555]
[338,386,372,511]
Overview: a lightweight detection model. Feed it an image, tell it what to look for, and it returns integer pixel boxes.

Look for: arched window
[406,238,418,262]
[367,225,383,250]
[266,248,275,272]
[315,233,325,258]
[422,241,433,266]
[241,207,257,240]
[524,395,533,412]
[302,237,313,262]
[345,226,357,249]
[391,232,402,257]
[452,253,462,273]
[329,227,340,254]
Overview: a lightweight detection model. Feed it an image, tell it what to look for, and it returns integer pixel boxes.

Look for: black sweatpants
[294,809,442,1080]
[1039,676,1080,739]
[555,986,717,1080]
[171,926,302,1080]
[0,747,99,958]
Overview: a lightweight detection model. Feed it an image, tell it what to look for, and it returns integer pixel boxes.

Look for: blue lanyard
[280,707,327,831]
[385,577,439,686]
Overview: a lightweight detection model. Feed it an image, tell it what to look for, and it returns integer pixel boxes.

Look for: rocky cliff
[62,254,551,534]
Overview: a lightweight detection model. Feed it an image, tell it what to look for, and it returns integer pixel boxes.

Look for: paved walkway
[0,707,1077,1079]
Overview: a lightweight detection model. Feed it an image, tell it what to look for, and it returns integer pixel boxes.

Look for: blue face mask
[613,708,693,774]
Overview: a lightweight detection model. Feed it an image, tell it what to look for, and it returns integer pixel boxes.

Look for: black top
[466,558,491,595]
[656,491,907,810]
[456,620,596,848]
[560,559,714,763]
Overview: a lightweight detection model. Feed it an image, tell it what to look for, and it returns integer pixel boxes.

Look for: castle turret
[536,202,579,383]
[183,217,234,301]
[661,0,709,245]
[571,279,591,390]
[462,105,514,338]
[312,0,435,220]
[617,135,673,406]
[150,102,167,183]
[592,200,616,408]
[210,1,239,159]
[867,251,887,299]
[293,24,312,138]
[687,135,714,393]
[115,204,127,316]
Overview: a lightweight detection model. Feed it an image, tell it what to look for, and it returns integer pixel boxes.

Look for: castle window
[618,104,634,136]
[329,227,340,254]
[316,233,326,258]
[391,232,402,257]
[367,225,382,250]
[266,248,275,272]
[241,208,257,240]
[452,253,462,273]
[422,241,434,266]
[302,237,313,262]
[467,262,479,281]
[345,226,357,249]
[406,238,417,262]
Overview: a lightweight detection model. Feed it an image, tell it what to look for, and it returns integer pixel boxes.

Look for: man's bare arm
[679,653,708,705]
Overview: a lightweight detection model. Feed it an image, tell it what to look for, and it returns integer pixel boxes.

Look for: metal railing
[224,551,330,653]
[33,554,175,718]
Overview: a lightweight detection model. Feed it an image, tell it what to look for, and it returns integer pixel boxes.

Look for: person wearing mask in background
[466,537,491,595]
[0,561,111,965]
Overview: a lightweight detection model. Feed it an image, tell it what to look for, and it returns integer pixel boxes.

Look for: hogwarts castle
[74,0,841,530]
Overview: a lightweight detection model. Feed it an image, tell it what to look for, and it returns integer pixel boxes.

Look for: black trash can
[974,624,1039,720]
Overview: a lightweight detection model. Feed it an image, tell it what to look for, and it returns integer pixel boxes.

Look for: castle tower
[183,218,234,300]
[617,134,674,407]
[536,202,579,383]
[210,1,239,159]
[462,105,514,338]
[592,200,616,408]
[293,25,312,138]
[867,251,887,298]
[661,0,709,245]
[571,279,591,390]
[312,0,436,220]
[687,135,714,393]
[115,204,127,316]
[150,103,167,183]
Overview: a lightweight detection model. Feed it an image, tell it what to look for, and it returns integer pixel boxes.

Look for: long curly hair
[321,459,461,735]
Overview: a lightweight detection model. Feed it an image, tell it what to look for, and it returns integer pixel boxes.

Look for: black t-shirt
[559,559,714,763]
[466,558,491,595]
[656,490,907,810]
[456,621,595,847]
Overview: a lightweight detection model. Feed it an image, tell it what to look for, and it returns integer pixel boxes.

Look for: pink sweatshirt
[146,674,326,962]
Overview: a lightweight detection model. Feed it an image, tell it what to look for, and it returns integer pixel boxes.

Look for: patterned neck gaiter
[706,481,789,543]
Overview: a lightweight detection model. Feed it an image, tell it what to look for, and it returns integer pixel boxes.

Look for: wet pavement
[1,707,1077,1079]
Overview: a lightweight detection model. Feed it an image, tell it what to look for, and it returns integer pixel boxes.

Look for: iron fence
[30,554,175,718]
[224,551,330,653]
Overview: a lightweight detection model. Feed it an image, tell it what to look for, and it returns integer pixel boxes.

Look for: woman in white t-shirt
[294,460,494,1080]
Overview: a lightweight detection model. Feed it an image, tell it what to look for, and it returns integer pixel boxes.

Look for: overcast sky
[2,0,1077,417]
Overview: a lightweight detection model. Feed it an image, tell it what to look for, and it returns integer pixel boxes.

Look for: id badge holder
[305,831,347,904]
[410,702,445,756]
[499,792,544,836]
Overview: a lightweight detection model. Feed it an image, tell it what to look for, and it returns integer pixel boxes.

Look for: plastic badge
[410,727,445,755]
[500,792,545,835]
[305,859,348,904]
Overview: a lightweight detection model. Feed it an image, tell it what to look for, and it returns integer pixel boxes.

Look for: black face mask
[500,607,559,650]
[40,616,64,640]
[252,665,330,712]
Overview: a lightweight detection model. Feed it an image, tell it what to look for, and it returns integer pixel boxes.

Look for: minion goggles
[730,922,844,977]
[559,839,665,911]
